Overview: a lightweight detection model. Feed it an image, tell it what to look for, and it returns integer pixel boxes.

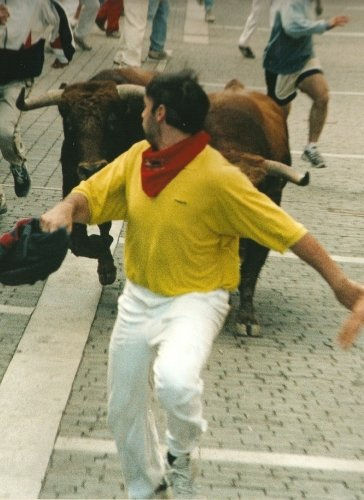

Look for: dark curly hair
[145,69,210,134]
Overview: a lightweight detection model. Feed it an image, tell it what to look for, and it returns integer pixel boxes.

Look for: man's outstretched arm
[40,192,90,233]
[290,232,364,348]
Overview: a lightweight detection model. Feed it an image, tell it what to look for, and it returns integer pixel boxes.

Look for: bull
[17,67,309,336]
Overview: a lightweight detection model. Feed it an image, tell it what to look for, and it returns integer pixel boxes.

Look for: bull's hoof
[235,321,261,337]
[97,260,117,286]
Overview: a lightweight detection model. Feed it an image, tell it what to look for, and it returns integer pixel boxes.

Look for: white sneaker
[167,454,198,498]
[301,145,326,168]
[106,30,121,38]
[205,8,215,22]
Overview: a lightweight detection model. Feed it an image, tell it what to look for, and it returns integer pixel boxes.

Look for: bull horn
[16,87,64,111]
[265,159,310,186]
[116,84,145,98]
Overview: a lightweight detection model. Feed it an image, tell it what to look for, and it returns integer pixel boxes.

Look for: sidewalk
[0,1,363,499]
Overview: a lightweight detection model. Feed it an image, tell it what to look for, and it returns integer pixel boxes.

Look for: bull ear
[116,84,145,99]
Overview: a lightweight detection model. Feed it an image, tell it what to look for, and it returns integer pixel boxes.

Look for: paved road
[0,1,363,499]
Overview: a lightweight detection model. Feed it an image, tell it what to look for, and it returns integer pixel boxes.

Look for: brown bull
[17,67,308,336]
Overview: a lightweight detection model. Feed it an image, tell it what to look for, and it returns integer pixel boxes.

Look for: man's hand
[338,294,364,349]
[290,233,364,349]
[0,5,9,25]
[40,193,90,233]
[330,277,364,348]
[40,203,74,234]
[328,15,349,29]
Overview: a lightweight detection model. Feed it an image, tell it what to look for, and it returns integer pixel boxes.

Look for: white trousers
[113,0,149,66]
[74,0,99,38]
[238,0,281,47]
[107,280,230,499]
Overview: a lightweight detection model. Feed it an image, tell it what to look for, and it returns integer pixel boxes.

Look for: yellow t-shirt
[72,140,307,296]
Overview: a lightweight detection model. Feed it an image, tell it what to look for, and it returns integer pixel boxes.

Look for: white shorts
[266,57,323,105]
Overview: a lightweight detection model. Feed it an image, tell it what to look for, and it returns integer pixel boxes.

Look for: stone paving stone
[40,450,125,499]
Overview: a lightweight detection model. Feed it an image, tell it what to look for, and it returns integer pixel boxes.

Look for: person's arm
[281,1,330,37]
[291,232,364,347]
[40,192,90,233]
[281,2,349,38]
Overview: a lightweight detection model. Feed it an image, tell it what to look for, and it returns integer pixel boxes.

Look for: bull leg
[96,222,117,286]
[70,223,98,258]
[236,238,270,337]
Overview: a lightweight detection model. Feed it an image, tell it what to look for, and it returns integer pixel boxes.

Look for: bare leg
[298,72,329,144]
[281,101,291,120]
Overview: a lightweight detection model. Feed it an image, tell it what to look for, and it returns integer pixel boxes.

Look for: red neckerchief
[141,130,210,197]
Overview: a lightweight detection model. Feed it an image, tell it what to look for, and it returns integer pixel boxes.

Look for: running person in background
[263,0,348,168]
[0,0,73,209]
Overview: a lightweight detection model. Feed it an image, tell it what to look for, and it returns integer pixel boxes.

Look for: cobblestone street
[0,1,363,499]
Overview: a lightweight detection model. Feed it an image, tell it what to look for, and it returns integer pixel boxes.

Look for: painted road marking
[292,151,364,160]
[55,436,364,474]
[0,305,34,315]
[0,222,123,499]
[270,251,364,265]
[201,81,364,97]
[213,24,364,38]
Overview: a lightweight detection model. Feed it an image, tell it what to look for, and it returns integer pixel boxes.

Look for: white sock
[307,142,318,150]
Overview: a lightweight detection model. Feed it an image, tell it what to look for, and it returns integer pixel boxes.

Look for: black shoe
[95,17,105,31]
[10,164,31,197]
[239,46,255,59]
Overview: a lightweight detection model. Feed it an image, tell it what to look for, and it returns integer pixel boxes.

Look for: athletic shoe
[205,8,215,22]
[106,30,121,38]
[113,60,128,68]
[148,49,168,60]
[74,34,92,51]
[239,46,255,58]
[151,477,173,499]
[301,145,326,168]
[10,164,31,198]
[51,58,69,69]
[167,453,196,498]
